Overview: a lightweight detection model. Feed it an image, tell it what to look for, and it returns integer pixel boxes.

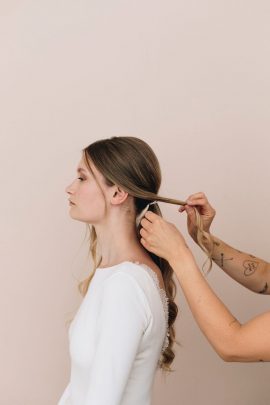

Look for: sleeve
[57,383,71,405]
[85,272,150,405]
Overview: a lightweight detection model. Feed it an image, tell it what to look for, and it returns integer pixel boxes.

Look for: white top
[57,261,169,405]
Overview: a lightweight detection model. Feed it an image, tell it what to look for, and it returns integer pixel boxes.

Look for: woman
[58,137,211,404]
[140,192,270,362]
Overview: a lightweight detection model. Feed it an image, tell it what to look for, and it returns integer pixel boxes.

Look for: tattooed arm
[169,252,270,362]
[140,212,270,362]
[202,234,269,294]
[179,192,270,295]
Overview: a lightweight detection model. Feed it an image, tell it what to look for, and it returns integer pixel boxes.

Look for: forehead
[76,158,99,177]
[76,157,90,171]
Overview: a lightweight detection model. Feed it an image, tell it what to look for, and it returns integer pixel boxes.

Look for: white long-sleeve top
[57,261,169,405]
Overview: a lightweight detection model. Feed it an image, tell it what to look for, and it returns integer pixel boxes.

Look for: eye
[77,177,84,181]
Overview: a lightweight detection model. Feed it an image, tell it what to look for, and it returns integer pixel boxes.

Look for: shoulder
[101,262,154,310]
[100,265,151,325]
[107,261,163,307]
[105,261,158,293]
[103,263,147,296]
[101,263,149,302]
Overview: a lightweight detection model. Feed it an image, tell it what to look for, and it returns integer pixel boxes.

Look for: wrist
[168,248,195,269]
[193,229,213,249]
[169,251,199,281]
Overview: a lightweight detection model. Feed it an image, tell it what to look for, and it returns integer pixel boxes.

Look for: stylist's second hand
[179,192,215,243]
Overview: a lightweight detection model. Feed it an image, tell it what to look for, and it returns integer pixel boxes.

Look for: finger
[140,237,155,254]
[140,237,148,248]
[144,210,160,222]
[186,193,208,204]
[140,227,149,239]
[186,197,209,206]
[185,205,196,216]
[140,217,153,231]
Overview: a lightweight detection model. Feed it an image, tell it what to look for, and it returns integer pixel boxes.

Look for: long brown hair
[75,136,214,372]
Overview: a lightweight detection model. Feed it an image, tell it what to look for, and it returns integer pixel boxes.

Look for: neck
[94,209,148,268]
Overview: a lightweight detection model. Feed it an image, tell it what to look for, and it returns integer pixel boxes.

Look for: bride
[58,136,192,404]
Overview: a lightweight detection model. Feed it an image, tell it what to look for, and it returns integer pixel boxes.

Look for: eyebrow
[77,167,87,173]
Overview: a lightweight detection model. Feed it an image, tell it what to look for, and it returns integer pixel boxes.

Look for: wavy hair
[71,136,214,372]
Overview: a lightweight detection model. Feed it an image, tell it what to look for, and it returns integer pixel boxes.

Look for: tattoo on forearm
[220,253,234,268]
[259,282,268,294]
[243,260,259,276]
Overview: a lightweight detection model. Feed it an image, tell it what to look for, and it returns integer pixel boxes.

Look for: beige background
[1,1,270,404]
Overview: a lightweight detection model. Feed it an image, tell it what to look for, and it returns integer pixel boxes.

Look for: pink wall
[1,1,270,404]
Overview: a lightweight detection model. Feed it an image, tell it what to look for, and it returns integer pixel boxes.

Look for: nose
[65,182,75,195]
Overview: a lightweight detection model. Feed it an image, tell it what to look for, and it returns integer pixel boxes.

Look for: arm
[170,252,270,362]
[201,233,269,294]
[181,192,270,294]
[85,272,149,405]
[57,383,71,405]
[140,212,270,362]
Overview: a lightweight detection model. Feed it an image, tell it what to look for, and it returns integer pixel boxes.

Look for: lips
[69,199,75,205]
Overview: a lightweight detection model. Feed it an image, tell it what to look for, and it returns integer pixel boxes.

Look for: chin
[68,212,98,225]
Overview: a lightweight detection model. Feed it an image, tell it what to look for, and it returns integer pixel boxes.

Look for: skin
[179,193,270,294]
[139,193,270,362]
[65,156,165,289]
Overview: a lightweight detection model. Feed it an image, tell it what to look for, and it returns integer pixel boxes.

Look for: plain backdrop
[0,1,270,404]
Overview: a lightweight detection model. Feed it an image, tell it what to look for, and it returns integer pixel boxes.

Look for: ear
[110,185,129,206]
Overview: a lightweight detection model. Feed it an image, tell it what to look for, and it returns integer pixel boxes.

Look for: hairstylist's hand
[179,192,215,242]
[140,211,192,265]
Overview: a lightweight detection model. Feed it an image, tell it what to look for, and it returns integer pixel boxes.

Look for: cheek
[81,185,106,220]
